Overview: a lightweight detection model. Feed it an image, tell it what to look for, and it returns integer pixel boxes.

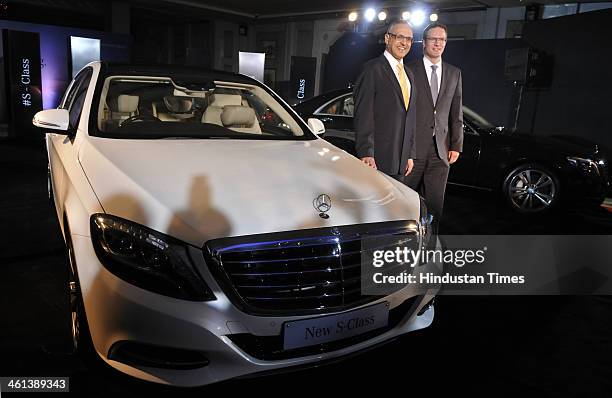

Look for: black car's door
[313,94,354,131]
[448,122,481,187]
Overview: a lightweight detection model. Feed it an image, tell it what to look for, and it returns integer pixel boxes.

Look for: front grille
[204,221,419,316]
[227,296,420,360]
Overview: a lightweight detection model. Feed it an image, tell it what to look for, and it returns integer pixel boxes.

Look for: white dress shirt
[423,56,442,94]
[384,50,411,92]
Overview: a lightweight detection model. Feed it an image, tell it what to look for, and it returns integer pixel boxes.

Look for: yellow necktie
[397,63,410,110]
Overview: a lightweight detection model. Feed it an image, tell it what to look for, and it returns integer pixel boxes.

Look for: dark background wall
[323,9,612,149]
[437,38,525,130]
[323,35,526,129]
[520,9,612,148]
[131,8,213,68]
[322,33,383,92]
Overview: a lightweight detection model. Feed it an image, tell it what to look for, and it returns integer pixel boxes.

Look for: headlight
[90,214,215,301]
[567,156,600,176]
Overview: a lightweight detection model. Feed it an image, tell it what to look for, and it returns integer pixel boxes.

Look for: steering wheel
[120,114,161,126]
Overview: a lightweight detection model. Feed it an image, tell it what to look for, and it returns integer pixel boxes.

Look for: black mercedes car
[294,88,610,214]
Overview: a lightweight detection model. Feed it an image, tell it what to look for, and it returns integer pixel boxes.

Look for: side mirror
[32,109,70,133]
[307,118,325,136]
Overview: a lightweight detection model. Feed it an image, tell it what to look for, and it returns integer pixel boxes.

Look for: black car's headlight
[90,214,215,301]
[567,156,601,176]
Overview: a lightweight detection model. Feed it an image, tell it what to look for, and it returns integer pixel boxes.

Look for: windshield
[463,106,495,130]
[94,76,310,140]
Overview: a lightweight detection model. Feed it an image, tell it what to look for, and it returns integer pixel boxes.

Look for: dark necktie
[430,64,439,106]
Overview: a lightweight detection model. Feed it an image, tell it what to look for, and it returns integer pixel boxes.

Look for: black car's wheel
[65,234,95,357]
[502,164,559,213]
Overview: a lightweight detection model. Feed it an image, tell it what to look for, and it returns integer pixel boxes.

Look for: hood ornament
[313,194,332,219]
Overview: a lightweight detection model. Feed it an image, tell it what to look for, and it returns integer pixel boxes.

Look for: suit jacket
[353,55,417,176]
[406,59,463,166]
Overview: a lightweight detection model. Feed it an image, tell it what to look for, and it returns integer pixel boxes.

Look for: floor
[1,140,611,396]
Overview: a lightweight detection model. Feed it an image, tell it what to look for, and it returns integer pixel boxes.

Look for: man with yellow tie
[354,19,417,180]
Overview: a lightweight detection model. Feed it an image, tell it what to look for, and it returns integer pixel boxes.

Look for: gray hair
[386,19,413,34]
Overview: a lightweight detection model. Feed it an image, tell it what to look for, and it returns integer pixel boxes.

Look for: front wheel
[502,164,559,213]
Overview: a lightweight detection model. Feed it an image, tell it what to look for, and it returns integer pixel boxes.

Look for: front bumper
[561,159,609,205]
[71,233,440,387]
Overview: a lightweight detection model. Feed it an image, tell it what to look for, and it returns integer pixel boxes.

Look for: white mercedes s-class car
[34,61,439,386]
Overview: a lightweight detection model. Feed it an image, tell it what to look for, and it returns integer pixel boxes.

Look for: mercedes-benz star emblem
[313,194,332,219]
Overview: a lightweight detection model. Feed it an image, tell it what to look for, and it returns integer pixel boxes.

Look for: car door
[448,121,481,187]
[47,67,93,221]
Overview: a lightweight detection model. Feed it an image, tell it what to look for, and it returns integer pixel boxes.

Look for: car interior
[98,80,285,136]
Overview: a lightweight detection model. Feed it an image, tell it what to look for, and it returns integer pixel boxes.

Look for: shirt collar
[384,50,403,66]
[423,56,442,69]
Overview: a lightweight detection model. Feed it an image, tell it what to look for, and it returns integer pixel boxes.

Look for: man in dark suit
[354,20,417,180]
[405,22,463,227]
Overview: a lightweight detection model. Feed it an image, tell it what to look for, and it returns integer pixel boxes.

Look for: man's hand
[404,159,414,176]
[448,151,460,164]
[361,156,377,169]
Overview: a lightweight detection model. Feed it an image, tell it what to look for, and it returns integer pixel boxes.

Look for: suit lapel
[379,56,406,109]
[416,60,435,109]
[405,66,415,111]
[437,61,450,108]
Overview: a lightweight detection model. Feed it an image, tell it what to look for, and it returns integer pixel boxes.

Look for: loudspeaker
[504,47,530,83]
[525,4,541,21]
[505,47,553,87]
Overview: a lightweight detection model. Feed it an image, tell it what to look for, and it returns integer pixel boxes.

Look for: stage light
[365,8,376,22]
[411,10,426,26]
[348,11,358,22]
[430,13,439,22]
[402,11,411,21]
[378,11,387,21]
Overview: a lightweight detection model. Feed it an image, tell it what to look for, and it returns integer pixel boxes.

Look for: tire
[502,164,560,213]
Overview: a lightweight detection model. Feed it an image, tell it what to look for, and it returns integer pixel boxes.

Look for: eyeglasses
[387,33,414,43]
[425,37,447,44]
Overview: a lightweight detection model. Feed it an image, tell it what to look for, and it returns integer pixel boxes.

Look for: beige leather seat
[342,97,354,116]
[221,105,261,134]
[104,94,139,130]
[201,93,243,126]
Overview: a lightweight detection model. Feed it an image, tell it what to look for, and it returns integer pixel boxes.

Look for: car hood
[79,137,419,247]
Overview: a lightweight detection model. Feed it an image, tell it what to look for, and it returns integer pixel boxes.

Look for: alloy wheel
[506,167,557,212]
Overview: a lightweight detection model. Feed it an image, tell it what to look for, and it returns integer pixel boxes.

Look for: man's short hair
[423,22,448,38]
[386,19,413,34]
